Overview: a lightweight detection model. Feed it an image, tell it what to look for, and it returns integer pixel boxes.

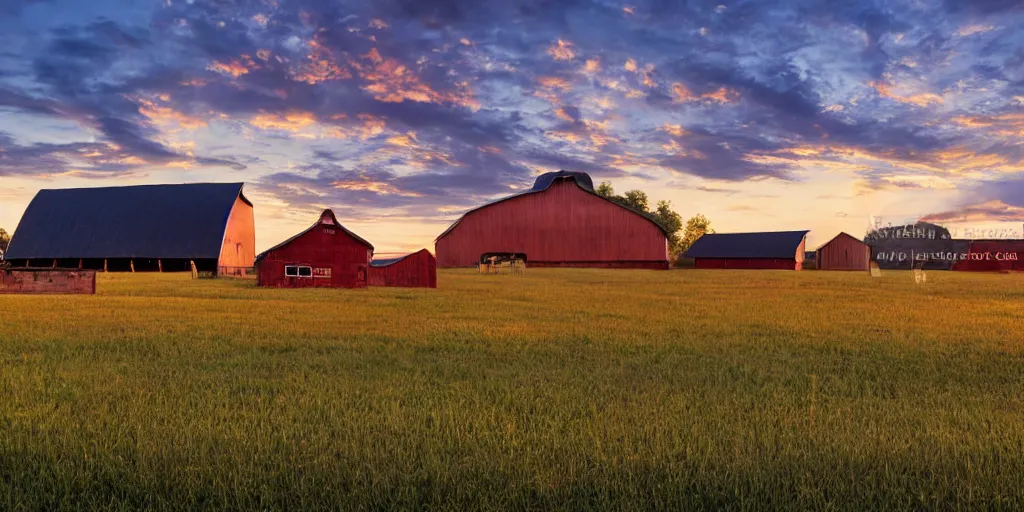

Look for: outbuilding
[815,232,871,270]
[369,249,437,288]
[434,170,670,269]
[255,209,373,288]
[951,240,1024,272]
[684,230,809,270]
[4,183,255,275]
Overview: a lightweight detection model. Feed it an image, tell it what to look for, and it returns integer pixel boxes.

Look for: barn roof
[684,230,809,259]
[5,182,249,260]
[370,248,430,267]
[814,232,868,251]
[434,170,669,241]
[255,209,373,263]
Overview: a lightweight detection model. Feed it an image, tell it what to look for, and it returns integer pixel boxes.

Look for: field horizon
[2,269,1022,510]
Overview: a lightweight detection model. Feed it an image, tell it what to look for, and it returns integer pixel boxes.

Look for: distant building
[369,249,437,288]
[951,240,1024,272]
[435,170,670,269]
[256,209,373,288]
[815,232,871,271]
[4,183,254,274]
[684,231,809,270]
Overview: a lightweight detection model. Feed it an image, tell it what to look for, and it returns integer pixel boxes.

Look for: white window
[285,265,313,278]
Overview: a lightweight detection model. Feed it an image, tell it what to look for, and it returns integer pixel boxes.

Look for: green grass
[1,269,1023,511]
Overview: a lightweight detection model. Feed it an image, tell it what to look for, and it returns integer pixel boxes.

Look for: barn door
[357,265,367,287]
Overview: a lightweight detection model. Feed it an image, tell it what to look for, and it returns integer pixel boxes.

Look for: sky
[0,0,1022,253]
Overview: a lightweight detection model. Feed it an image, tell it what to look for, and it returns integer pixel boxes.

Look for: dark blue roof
[435,170,667,241]
[684,230,809,259]
[531,170,594,192]
[5,183,248,260]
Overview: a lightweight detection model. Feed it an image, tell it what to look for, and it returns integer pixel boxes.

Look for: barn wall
[951,241,1024,272]
[694,258,799,270]
[257,227,370,288]
[529,260,669,269]
[369,250,437,288]
[218,195,256,269]
[0,269,96,294]
[435,180,668,268]
[817,234,871,270]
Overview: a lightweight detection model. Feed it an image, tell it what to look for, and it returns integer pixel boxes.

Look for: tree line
[595,182,713,263]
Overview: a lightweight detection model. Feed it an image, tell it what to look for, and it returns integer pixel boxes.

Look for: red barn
[369,249,437,288]
[815,232,871,270]
[951,240,1024,272]
[684,231,809,270]
[256,209,373,288]
[434,171,670,269]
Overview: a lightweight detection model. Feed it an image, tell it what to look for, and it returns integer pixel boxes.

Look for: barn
[369,249,437,288]
[256,209,374,288]
[815,232,871,270]
[4,183,254,274]
[685,231,809,270]
[951,240,1024,272]
[434,170,670,269]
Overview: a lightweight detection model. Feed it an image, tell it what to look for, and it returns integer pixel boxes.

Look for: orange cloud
[671,83,695,102]
[554,107,576,122]
[256,49,271,61]
[951,112,1024,137]
[582,59,600,74]
[870,81,943,107]
[350,48,478,109]
[357,113,386,139]
[137,98,208,130]
[547,39,575,61]
[333,179,422,197]
[624,58,638,72]
[659,123,688,137]
[386,132,418,147]
[293,38,352,85]
[207,57,255,77]
[250,111,318,131]
[623,5,635,15]
[369,18,389,29]
[671,83,738,103]
[920,200,1024,223]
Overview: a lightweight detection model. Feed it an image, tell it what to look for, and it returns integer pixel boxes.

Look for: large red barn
[434,171,670,269]
[684,231,809,270]
[369,249,437,288]
[951,240,1024,272]
[256,209,373,288]
[815,232,871,270]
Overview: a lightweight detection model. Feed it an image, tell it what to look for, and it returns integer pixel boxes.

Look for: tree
[652,201,683,255]
[679,214,714,255]
[595,181,615,198]
[0,228,9,258]
[621,190,649,212]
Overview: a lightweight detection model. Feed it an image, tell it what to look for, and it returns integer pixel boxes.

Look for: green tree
[595,181,615,198]
[621,190,649,212]
[679,214,714,255]
[0,228,9,258]
[652,201,683,256]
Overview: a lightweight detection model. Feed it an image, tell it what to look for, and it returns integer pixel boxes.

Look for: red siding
[256,212,371,288]
[0,269,96,294]
[816,233,870,271]
[694,258,800,270]
[218,195,256,269]
[435,180,669,268]
[951,241,1024,272]
[369,249,437,288]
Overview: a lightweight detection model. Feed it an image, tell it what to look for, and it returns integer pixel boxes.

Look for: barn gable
[815,232,871,270]
[255,209,373,264]
[5,183,252,264]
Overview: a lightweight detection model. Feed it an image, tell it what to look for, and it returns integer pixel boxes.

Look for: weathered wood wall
[368,249,437,288]
[0,269,96,294]
[816,233,870,270]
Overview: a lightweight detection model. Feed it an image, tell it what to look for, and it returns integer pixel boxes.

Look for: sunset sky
[1,0,1022,253]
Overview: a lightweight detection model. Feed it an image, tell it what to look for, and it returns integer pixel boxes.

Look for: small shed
[255,209,373,288]
[0,268,96,294]
[684,231,809,270]
[815,232,871,270]
[369,249,437,288]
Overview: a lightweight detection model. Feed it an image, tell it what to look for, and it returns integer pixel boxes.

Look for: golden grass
[1,269,1023,510]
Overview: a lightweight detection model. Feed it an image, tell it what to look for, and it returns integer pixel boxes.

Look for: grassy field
[1,269,1023,510]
